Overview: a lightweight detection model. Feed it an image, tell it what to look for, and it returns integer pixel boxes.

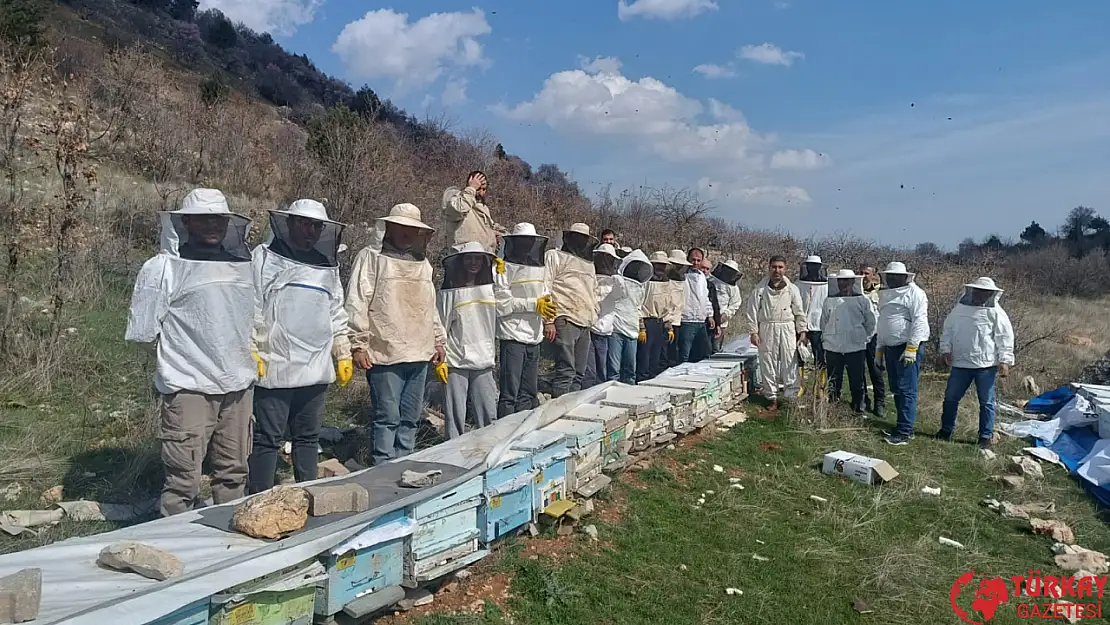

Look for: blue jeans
[607,333,638,384]
[678,323,710,363]
[885,344,923,437]
[940,366,998,440]
[583,332,611,389]
[367,362,428,465]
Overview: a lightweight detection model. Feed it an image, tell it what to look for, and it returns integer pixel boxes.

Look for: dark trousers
[552,317,590,397]
[636,318,666,382]
[248,384,327,494]
[826,350,866,411]
[679,323,711,364]
[665,325,681,369]
[809,330,826,368]
[583,332,611,389]
[863,335,886,411]
[498,340,540,418]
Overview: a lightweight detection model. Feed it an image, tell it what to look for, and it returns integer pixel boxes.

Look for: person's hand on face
[467,172,487,192]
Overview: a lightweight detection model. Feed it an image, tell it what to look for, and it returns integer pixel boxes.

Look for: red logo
[950,570,1107,622]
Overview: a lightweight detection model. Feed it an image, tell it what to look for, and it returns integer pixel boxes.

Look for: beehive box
[510,429,570,515]
[565,403,631,463]
[639,381,695,434]
[406,475,487,585]
[642,378,713,428]
[210,561,327,625]
[315,508,412,618]
[541,419,606,496]
[150,600,209,625]
[479,449,534,544]
[599,385,674,449]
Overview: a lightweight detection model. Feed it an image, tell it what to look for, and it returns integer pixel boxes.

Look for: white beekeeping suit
[797,255,828,336]
[709,260,743,329]
[591,244,621,338]
[438,241,498,438]
[495,222,548,344]
[127,189,255,395]
[743,276,806,402]
[877,262,930,351]
[820,270,877,355]
[125,188,255,517]
[612,249,652,339]
[252,199,350,389]
[940,277,1015,369]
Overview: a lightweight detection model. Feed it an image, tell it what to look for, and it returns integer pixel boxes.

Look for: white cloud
[617,0,718,21]
[774,1,790,9]
[579,55,623,75]
[332,8,492,91]
[698,177,813,206]
[770,148,831,170]
[693,63,736,79]
[497,60,823,209]
[442,78,468,106]
[740,43,805,67]
[199,0,321,36]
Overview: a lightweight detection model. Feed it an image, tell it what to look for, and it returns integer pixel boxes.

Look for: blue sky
[201,0,1110,248]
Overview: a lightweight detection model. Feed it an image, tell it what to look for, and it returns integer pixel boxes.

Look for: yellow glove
[336,359,353,387]
[901,345,918,366]
[252,353,265,378]
[434,362,449,384]
[638,330,647,343]
[494,257,505,275]
[667,329,675,343]
[536,295,557,321]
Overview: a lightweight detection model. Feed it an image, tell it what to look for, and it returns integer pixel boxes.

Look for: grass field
[397,382,1110,625]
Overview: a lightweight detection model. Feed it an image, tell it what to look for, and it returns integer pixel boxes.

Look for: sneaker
[977,438,992,450]
[871,404,886,418]
[885,433,912,446]
[935,430,953,441]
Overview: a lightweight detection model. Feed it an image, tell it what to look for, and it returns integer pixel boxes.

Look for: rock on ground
[0,568,41,624]
[1078,350,1110,386]
[1054,546,1109,574]
[231,487,308,539]
[305,483,369,516]
[317,458,350,478]
[1030,518,1075,545]
[1011,456,1044,479]
[994,475,1025,489]
[97,541,183,581]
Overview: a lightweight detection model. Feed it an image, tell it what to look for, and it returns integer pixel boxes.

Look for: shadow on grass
[61,446,162,504]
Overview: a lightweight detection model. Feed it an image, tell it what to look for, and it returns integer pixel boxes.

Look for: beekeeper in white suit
[938,277,1014,449]
[709,259,742,353]
[609,249,653,383]
[437,241,498,438]
[743,255,807,411]
[126,188,255,517]
[247,199,352,494]
[495,222,556,418]
[819,269,877,414]
[544,223,600,397]
[877,261,930,446]
[585,243,621,388]
[797,255,828,368]
[346,203,446,464]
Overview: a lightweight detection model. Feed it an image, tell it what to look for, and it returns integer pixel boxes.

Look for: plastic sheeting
[0,383,617,625]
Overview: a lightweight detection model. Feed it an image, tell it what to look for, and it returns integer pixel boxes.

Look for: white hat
[668,249,691,266]
[881,261,910,274]
[620,246,632,253]
[594,243,619,258]
[380,203,433,231]
[964,276,1002,291]
[445,240,493,259]
[509,222,539,237]
[804,255,823,264]
[723,259,739,271]
[566,223,591,236]
[649,251,670,264]
[338,244,349,254]
[270,199,343,225]
[170,188,233,215]
[832,269,859,279]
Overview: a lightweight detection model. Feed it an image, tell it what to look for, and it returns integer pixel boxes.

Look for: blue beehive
[315,508,412,620]
[149,599,209,625]
[478,449,534,544]
[510,429,569,516]
[405,475,488,585]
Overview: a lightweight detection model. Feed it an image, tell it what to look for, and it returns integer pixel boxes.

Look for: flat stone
[1030,518,1075,545]
[0,568,41,623]
[306,483,370,516]
[582,525,599,542]
[343,459,367,473]
[231,486,308,539]
[1011,456,1044,479]
[39,486,63,504]
[994,475,1024,490]
[97,541,183,581]
[318,458,350,478]
[1056,549,1109,574]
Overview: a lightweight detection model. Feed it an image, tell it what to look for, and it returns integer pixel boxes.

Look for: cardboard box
[822,451,898,486]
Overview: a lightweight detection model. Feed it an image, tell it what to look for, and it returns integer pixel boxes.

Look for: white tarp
[0,384,618,625]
